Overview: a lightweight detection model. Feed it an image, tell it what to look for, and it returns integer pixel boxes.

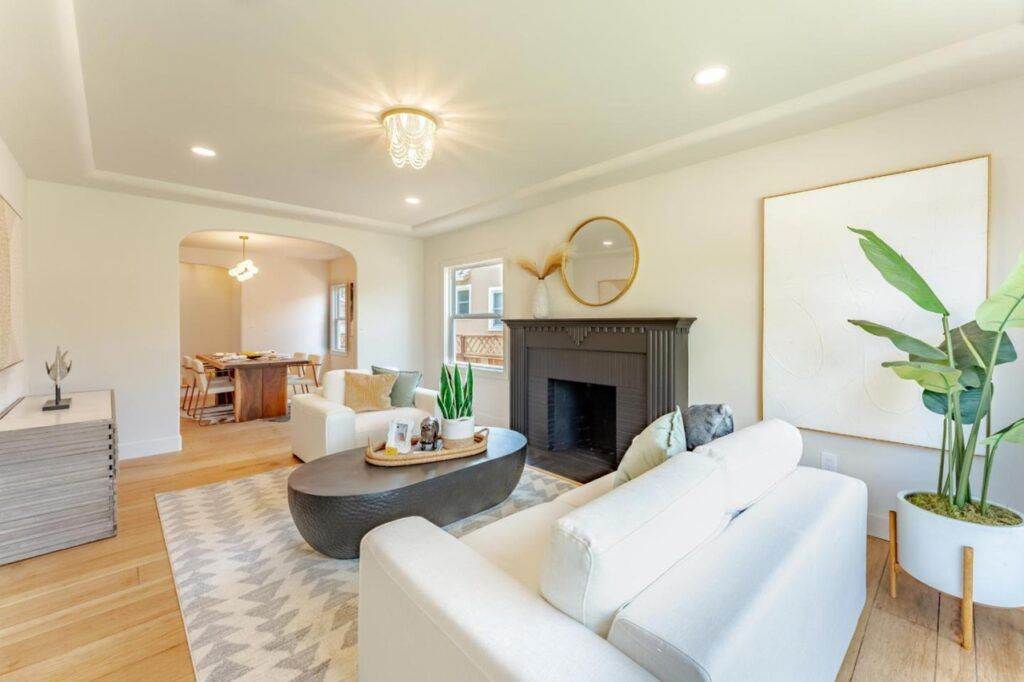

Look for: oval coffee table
[287,427,527,558]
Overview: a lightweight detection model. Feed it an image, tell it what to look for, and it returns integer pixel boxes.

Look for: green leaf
[464,363,474,418]
[982,418,1024,446]
[849,320,946,360]
[957,366,983,389]
[848,227,949,315]
[882,361,962,393]
[922,388,989,424]
[976,251,1024,332]
[947,321,1017,368]
[452,364,465,417]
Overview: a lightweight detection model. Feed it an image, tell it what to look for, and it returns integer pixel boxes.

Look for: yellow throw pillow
[344,372,398,412]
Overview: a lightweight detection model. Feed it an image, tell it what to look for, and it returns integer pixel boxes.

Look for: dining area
[181,352,322,425]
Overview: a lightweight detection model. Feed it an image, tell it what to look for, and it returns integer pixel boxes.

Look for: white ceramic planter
[896,491,1024,607]
[441,416,476,444]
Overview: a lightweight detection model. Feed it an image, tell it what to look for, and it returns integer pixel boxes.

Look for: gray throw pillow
[371,366,422,408]
[681,404,734,451]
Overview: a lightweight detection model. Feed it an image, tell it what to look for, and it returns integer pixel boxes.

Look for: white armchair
[290,369,439,462]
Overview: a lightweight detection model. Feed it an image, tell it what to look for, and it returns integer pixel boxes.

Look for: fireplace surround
[506,318,695,477]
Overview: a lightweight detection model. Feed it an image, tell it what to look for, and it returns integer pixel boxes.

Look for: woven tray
[365,428,489,467]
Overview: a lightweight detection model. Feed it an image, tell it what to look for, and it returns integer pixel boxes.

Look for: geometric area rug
[156,465,575,681]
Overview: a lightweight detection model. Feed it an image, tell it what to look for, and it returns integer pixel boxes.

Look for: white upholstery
[358,420,867,681]
[462,500,574,592]
[290,369,437,462]
[692,418,802,514]
[556,472,614,508]
[540,454,730,636]
[359,517,654,682]
[608,467,867,682]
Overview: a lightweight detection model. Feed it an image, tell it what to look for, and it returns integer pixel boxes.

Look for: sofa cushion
[608,467,867,682]
[372,365,422,407]
[461,500,575,592]
[321,368,370,404]
[692,418,802,514]
[612,408,687,487]
[540,453,730,636]
[556,473,614,508]
[345,372,397,412]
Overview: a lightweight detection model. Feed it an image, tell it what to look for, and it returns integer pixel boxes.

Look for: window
[331,283,351,354]
[455,284,471,315]
[488,287,504,331]
[446,260,504,370]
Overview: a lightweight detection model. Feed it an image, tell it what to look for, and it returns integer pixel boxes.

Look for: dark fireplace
[548,379,617,466]
[505,318,695,483]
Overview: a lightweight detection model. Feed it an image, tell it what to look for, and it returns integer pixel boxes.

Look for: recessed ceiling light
[693,65,728,86]
[191,146,217,157]
[405,196,421,205]
[602,240,614,247]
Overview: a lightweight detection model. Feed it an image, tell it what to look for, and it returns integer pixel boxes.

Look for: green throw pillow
[371,366,422,408]
[612,407,687,487]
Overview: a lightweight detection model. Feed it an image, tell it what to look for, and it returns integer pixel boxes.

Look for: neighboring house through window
[446,260,504,369]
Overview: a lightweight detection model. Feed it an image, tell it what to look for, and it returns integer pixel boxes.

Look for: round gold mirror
[561,216,638,306]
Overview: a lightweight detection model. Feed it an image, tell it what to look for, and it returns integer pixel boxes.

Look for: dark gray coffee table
[287,427,527,558]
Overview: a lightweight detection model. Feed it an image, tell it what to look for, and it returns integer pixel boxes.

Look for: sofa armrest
[290,394,357,461]
[413,386,439,416]
[359,517,653,682]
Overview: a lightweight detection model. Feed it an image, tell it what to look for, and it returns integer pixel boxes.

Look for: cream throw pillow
[612,407,687,487]
[344,372,397,412]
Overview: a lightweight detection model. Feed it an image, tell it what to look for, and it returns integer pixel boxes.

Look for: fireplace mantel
[504,317,695,463]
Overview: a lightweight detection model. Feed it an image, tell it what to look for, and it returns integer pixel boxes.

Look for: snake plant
[439,363,474,420]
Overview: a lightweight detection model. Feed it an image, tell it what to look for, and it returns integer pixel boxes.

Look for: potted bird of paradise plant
[847,228,1024,608]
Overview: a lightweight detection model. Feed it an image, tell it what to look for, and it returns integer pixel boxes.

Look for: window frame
[330,282,352,355]
[445,259,505,371]
[487,286,504,331]
[454,284,472,316]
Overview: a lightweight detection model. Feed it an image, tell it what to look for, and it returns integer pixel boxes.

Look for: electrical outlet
[820,451,840,472]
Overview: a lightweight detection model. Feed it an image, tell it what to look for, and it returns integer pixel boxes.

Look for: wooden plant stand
[888,510,974,650]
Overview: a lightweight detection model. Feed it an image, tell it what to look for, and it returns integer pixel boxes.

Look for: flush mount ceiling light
[380,107,438,170]
[405,196,421,205]
[228,235,259,282]
[191,145,217,157]
[693,65,729,85]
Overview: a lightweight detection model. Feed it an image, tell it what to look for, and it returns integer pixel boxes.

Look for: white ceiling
[180,230,347,260]
[0,1,1022,236]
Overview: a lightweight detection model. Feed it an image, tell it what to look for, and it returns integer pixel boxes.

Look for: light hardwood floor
[1,418,1021,680]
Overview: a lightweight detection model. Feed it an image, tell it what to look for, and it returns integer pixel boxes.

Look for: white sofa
[359,419,868,681]
[290,369,438,462]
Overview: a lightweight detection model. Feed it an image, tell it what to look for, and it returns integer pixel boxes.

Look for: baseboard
[868,511,890,540]
[119,434,182,459]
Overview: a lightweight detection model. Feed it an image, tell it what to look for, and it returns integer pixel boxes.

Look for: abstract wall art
[0,196,22,373]
[763,157,989,448]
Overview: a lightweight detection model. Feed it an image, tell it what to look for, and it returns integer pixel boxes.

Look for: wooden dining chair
[181,356,196,413]
[192,359,235,425]
[289,354,322,394]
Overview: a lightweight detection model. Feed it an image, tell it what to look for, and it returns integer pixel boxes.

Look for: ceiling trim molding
[412,24,1024,236]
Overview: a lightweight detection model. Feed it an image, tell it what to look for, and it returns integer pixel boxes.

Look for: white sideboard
[0,390,118,565]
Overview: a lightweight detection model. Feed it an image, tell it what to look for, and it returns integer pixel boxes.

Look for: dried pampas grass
[516,243,569,280]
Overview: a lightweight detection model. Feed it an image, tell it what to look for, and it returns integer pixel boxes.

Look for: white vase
[441,416,476,444]
[896,491,1024,607]
[532,279,550,319]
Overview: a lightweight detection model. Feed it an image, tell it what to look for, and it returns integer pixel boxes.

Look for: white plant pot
[896,491,1024,607]
[441,416,476,444]
[532,279,550,319]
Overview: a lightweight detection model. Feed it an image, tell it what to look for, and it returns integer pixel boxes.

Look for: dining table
[196,354,310,422]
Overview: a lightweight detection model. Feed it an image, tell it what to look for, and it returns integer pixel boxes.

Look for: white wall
[178,261,241,358]
[422,76,1024,537]
[179,246,330,357]
[24,182,423,458]
[0,133,25,413]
